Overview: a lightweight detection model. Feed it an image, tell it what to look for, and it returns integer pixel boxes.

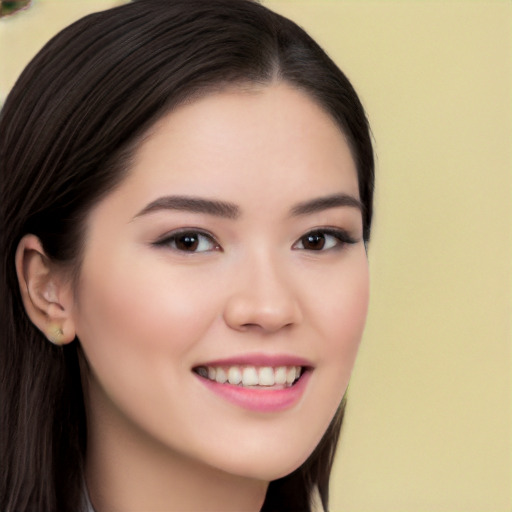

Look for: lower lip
[195,371,311,413]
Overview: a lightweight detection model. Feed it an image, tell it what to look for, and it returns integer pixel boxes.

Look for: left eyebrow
[133,195,240,220]
[290,193,364,216]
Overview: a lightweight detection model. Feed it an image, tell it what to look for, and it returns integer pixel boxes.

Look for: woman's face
[73,82,369,481]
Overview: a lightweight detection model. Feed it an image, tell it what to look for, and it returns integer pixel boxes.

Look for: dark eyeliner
[314,227,358,245]
[321,228,359,244]
[297,227,359,251]
[152,229,220,250]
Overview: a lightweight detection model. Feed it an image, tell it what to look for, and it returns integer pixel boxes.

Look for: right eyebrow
[290,193,364,216]
[133,195,241,220]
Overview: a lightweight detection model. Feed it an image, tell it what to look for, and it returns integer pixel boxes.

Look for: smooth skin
[16,82,369,511]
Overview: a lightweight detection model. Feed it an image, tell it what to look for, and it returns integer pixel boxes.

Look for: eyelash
[154,228,357,254]
[293,228,357,251]
[154,229,220,253]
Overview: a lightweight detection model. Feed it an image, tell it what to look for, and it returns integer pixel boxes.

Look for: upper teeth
[196,365,302,387]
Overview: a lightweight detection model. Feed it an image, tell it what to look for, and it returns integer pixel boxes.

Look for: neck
[84,383,268,512]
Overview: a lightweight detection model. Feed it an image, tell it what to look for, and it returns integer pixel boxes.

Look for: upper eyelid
[293,227,358,248]
[298,226,357,239]
[155,228,218,243]
[153,229,221,254]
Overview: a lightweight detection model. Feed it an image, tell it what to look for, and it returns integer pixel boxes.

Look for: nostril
[241,323,258,329]
[239,321,295,333]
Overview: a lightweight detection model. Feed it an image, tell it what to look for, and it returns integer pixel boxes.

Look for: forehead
[127,82,358,200]
[90,82,360,227]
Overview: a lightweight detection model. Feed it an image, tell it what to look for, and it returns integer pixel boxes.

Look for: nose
[222,252,303,334]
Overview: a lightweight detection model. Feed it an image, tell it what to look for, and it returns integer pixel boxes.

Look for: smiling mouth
[193,365,304,389]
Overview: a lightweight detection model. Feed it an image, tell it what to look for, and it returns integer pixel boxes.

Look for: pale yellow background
[1,1,510,511]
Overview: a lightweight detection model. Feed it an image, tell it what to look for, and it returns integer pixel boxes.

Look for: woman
[0,0,374,510]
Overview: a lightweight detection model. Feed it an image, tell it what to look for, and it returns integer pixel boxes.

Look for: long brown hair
[0,1,374,510]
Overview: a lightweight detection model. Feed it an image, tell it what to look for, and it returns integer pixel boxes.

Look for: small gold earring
[48,324,65,345]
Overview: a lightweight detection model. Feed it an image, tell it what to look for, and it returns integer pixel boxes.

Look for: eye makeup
[293,227,358,251]
[153,229,221,253]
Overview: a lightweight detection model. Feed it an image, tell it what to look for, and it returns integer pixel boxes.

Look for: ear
[15,234,76,345]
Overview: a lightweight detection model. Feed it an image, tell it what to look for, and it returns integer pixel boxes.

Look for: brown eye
[156,231,219,253]
[293,229,357,251]
[301,233,326,250]
[175,233,200,251]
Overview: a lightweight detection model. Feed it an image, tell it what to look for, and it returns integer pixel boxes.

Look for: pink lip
[195,353,312,368]
[194,368,312,413]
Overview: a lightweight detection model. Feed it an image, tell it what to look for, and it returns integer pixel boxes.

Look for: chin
[202,432,324,482]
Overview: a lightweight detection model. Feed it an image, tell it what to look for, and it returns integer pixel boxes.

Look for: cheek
[306,250,369,401]
[73,253,223,408]
[310,249,369,352]
[329,265,369,358]
[73,254,228,448]
[76,253,218,347]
